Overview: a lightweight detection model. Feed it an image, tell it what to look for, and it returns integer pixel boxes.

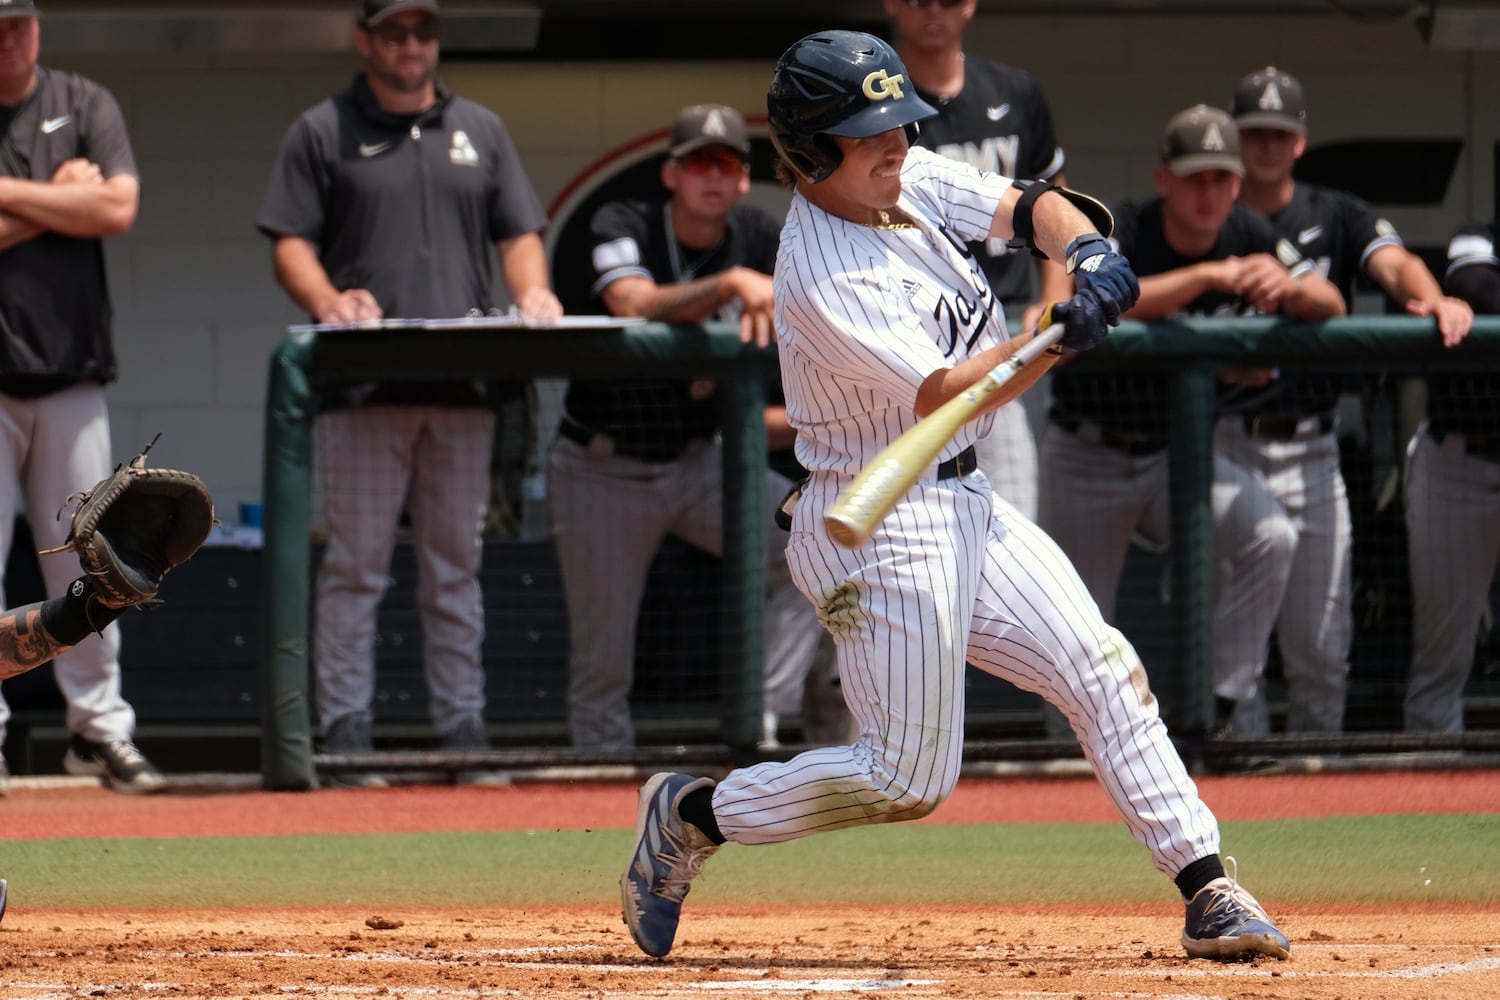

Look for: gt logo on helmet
[862,69,907,101]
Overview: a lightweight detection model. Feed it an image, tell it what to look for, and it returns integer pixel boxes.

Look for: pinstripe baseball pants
[715,470,1220,880]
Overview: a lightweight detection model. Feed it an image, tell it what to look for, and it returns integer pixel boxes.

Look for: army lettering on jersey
[912,57,1064,305]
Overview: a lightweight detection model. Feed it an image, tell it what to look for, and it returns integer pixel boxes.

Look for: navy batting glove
[1050,289,1112,352]
[1065,233,1140,324]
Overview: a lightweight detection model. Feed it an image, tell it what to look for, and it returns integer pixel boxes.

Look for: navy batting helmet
[767,29,937,184]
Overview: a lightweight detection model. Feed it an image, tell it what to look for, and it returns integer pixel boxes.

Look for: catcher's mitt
[40,435,217,608]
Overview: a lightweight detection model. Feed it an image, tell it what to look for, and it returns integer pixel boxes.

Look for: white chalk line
[6,942,1498,999]
[1101,953,1500,980]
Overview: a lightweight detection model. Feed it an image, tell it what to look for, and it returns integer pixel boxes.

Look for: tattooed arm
[0,602,74,680]
[0,579,127,680]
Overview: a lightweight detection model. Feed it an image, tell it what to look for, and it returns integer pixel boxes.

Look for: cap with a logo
[1160,104,1243,177]
[1230,66,1307,134]
[0,0,41,20]
[360,0,439,27]
[670,104,751,158]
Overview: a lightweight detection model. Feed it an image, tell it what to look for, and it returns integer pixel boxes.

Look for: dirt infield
[3,903,1497,999]
[1,770,1496,999]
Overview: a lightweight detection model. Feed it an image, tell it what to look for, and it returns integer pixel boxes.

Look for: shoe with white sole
[620,772,718,958]
[1182,857,1290,961]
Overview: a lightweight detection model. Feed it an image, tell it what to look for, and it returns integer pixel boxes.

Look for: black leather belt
[1242,412,1335,441]
[937,445,978,480]
[1054,416,1167,457]
[1429,421,1500,461]
[557,416,693,463]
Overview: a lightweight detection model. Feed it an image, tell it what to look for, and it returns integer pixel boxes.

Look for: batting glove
[1050,288,1114,352]
[1066,233,1140,324]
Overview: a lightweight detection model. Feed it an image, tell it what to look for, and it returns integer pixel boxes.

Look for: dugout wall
[258,317,1500,790]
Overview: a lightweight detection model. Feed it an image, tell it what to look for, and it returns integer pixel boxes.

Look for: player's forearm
[498,232,558,315]
[271,237,344,318]
[1037,257,1072,309]
[914,327,1058,418]
[1030,193,1098,264]
[0,174,138,238]
[1283,272,1346,321]
[0,603,72,680]
[1128,267,1216,320]
[605,273,722,323]
[0,209,43,252]
[988,184,1096,261]
[1374,249,1444,309]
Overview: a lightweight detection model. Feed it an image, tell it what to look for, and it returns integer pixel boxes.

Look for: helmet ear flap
[904,121,920,145]
[770,127,845,184]
[810,134,843,181]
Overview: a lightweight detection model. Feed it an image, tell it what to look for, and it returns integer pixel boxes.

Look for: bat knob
[824,514,867,549]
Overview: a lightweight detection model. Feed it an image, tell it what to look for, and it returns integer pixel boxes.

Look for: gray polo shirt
[257,74,547,320]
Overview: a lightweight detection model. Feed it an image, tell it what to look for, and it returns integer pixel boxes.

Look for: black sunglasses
[368,19,440,45]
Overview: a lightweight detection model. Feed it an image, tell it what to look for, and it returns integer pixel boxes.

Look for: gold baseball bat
[824,316,1066,548]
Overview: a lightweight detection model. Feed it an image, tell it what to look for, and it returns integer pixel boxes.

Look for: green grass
[5,815,1497,910]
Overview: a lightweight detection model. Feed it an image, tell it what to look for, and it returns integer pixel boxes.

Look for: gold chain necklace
[870,209,916,231]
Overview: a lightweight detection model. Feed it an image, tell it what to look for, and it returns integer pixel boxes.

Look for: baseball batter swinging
[620,29,1290,963]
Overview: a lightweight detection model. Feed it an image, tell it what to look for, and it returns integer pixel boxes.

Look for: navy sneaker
[620,772,719,958]
[1182,857,1290,961]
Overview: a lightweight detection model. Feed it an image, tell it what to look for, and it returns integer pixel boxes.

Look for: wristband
[1063,234,1110,275]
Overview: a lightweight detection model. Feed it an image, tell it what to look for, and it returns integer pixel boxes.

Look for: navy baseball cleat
[1181,857,1290,961]
[620,772,719,958]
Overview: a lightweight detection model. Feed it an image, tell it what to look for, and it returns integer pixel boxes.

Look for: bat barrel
[822,321,1065,548]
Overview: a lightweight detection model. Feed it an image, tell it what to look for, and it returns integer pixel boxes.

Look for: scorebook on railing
[287,311,645,334]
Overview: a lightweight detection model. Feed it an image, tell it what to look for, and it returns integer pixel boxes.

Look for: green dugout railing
[261,316,1500,789]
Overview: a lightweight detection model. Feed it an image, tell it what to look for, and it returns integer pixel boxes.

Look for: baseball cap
[669,104,751,158]
[359,0,439,28]
[1230,66,1307,134]
[1160,105,1244,177]
[0,0,41,20]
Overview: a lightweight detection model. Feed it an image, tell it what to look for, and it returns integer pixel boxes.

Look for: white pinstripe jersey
[773,145,1015,478]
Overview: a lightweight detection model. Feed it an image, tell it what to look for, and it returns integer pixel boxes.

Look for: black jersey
[0,67,137,392]
[1235,181,1398,420]
[912,56,1064,307]
[562,197,781,461]
[1430,222,1500,434]
[1265,182,1403,310]
[1051,200,1293,435]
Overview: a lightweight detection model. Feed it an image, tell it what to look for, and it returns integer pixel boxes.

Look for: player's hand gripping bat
[824,312,1065,548]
